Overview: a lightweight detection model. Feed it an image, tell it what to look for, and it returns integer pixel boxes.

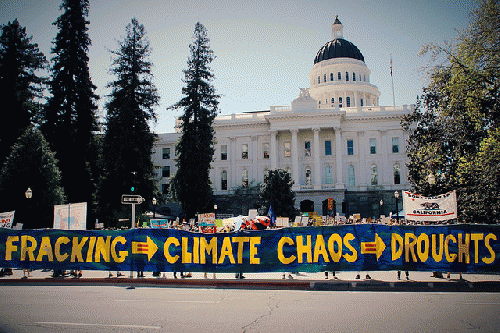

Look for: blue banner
[1,224,499,273]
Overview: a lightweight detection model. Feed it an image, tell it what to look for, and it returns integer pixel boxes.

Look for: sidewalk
[1,269,499,292]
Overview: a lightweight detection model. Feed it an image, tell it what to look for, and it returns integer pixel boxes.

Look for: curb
[1,277,499,292]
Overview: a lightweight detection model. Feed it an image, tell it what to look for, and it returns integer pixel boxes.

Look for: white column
[313,127,321,189]
[335,127,344,189]
[291,129,300,190]
[380,131,388,185]
[251,135,258,182]
[358,131,367,189]
[229,137,236,189]
[270,130,277,170]
[354,91,358,107]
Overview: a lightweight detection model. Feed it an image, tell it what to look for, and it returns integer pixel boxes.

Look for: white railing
[270,106,292,113]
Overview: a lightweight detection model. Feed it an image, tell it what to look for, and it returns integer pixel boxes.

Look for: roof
[314,38,365,64]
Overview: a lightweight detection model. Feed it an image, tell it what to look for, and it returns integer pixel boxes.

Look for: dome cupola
[314,16,365,64]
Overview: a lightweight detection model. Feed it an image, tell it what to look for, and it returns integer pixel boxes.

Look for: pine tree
[40,0,99,228]
[260,169,297,219]
[99,18,159,227]
[0,19,47,165]
[0,127,65,229]
[170,22,219,219]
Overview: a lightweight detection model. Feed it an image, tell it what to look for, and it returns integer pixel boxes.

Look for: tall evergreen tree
[402,0,500,223]
[0,127,65,229]
[259,169,297,219]
[40,0,99,228]
[170,22,219,219]
[0,19,47,165]
[99,18,159,227]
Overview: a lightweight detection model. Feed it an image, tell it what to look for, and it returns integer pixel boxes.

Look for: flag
[403,190,458,222]
[267,204,276,226]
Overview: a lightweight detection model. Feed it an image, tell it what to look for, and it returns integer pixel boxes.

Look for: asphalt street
[1,285,500,332]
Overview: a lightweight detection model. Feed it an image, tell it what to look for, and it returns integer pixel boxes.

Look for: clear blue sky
[1,0,477,133]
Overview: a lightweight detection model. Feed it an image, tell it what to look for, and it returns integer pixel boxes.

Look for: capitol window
[325,140,332,155]
[263,143,270,159]
[370,165,378,185]
[162,166,170,178]
[360,98,364,106]
[162,147,170,159]
[305,141,311,156]
[325,166,333,184]
[318,76,320,84]
[221,145,227,160]
[347,140,354,155]
[346,96,351,107]
[338,72,341,80]
[346,72,349,81]
[162,183,169,195]
[339,97,343,107]
[393,164,401,185]
[348,165,355,186]
[353,73,356,81]
[369,138,377,154]
[392,137,399,153]
[221,170,227,190]
[242,169,248,187]
[324,74,327,82]
[331,97,334,104]
[305,167,312,185]
[284,142,291,157]
[330,73,334,81]
[242,144,248,159]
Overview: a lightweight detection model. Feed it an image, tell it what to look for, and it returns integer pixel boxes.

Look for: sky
[1,0,478,133]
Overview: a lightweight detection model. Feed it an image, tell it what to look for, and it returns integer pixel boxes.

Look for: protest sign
[0,211,15,229]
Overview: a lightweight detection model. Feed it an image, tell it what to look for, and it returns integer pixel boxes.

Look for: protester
[109,271,124,278]
[397,270,409,280]
[325,271,338,280]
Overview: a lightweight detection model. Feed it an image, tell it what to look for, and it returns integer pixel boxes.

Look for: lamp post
[152,197,157,219]
[427,172,436,196]
[379,199,383,218]
[394,191,400,222]
[25,187,32,227]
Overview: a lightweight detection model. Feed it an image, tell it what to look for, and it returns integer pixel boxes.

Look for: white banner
[0,211,15,229]
[403,190,457,222]
[53,202,87,230]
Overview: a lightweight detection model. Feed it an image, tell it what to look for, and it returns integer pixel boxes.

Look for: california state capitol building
[153,16,413,219]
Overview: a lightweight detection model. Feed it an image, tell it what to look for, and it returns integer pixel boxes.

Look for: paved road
[1,285,500,332]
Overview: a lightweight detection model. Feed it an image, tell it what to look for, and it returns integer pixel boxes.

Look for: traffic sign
[121,194,144,204]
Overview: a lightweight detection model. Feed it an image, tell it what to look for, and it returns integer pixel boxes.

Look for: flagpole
[390,54,395,107]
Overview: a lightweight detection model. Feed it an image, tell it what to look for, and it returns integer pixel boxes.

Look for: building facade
[153,17,413,218]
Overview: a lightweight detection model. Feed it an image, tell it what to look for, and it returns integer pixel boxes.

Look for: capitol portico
[153,17,413,218]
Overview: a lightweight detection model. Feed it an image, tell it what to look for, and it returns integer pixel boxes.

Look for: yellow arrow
[132,236,158,261]
[360,233,386,260]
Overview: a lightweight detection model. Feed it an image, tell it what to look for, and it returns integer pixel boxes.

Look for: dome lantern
[332,15,343,39]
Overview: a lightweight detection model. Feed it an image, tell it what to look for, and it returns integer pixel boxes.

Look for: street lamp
[427,172,436,186]
[152,197,157,219]
[394,191,400,221]
[25,188,32,199]
[379,199,383,218]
